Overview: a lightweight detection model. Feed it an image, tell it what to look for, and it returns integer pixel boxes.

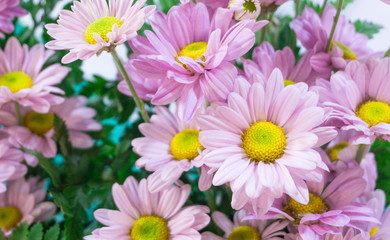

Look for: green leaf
[354,20,383,39]
[9,222,28,240]
[28,223,43,240]
[22,147,61,188]
[0,230,5,240]
[44,225,60,240]
[372,140,390,205]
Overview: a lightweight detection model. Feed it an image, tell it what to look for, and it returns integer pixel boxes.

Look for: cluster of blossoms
[2,0,390,239]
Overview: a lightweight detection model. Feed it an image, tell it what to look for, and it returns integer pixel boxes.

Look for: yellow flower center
[130,216,169,240]
[0,71,33,93]
[170,129,204,161]
[330,41,357,60]
[286,193,328,224]
[327,142,349,162]
[242,121,286,163]
[24,112,54,136]
[284,80,295,87]
[176,42,208,70]
[84,16,122,44]
[370,227,379,237]
[356,101,390,127]
[228,226,261,240]
[0,207,22,230]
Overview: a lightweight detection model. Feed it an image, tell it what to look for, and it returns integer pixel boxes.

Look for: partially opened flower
[45,0,155,64]
[292,6,380,76]
[199,69,336,216]
[128,2,267,121]
[0,177,56,236]
[317,59,390,145]
[132,105,206,192]
[0,0,27,38]
[0,37,69,113]
[84,176,210,240]
[228,0,261,21]
[202,210,288,240]
[262,168,378,240]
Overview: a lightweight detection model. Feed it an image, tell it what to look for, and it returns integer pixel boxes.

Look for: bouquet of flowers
[1,0,390,239]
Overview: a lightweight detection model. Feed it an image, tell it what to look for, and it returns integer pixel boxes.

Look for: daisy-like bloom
[317,59,390,145]
[132,105,206,192]
[180,0,229,10]
[128,2,267,121]
[0,140,26,192]
[228,0,261,21]
[262,168,378,240]
[0,97,100,162]
[292,6,380,76]
[0,177,56,236]
[202,210,288,240]
[242,42,322,86]
[0,37,69,113]
[0,0,27,38]
[84,176,210,240]
[198,69,337,216]
[45,0,155,64]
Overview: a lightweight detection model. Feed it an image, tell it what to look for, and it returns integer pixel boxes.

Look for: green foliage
[354,20,383,39]
[6,223,60,240]
[371,140,390,205]
[330,0,355,9]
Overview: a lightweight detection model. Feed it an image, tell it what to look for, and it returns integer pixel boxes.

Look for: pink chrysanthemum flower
[228,0,261,21]
[262,168,378,240]
[180,0,228,10]
[132,106,206,192]
[202,210,288,240]
[316,59,390,145]
[198,69,336,216]
[292,6,380,76]
[0,141,26,192]
[0,97,101,162]
[260,0,290,7]
[45,0,155,64]
[242,42,321,86]
[0,177,56,236]
[0,37,69,113]
[84,176,210,240]
[0,0,27,38]
[128,2,267,121]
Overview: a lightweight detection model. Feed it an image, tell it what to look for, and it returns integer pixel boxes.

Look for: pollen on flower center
[284,80,295,87]
[286,193,328,223]
[24,112,55,136]
[170,129,204,161]
[327,142,349,162]
[0,71,33,93]
[370,227,379,237]
[0,206,22,230]
[330,41,357,60]
[130,215,169,240]
[241,121,286,163]
[242,0,257,13]
[228,226,261,240]
[176,42,208,70]
[356,100,390,127]
[84,16,122,44]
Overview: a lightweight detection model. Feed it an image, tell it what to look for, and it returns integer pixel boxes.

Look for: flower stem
[356,144,368,164]
[14,102,23,125]
[320,0,328,17]
[111,50,150,123]
[325,0,344,53]
[257,11,272,45]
